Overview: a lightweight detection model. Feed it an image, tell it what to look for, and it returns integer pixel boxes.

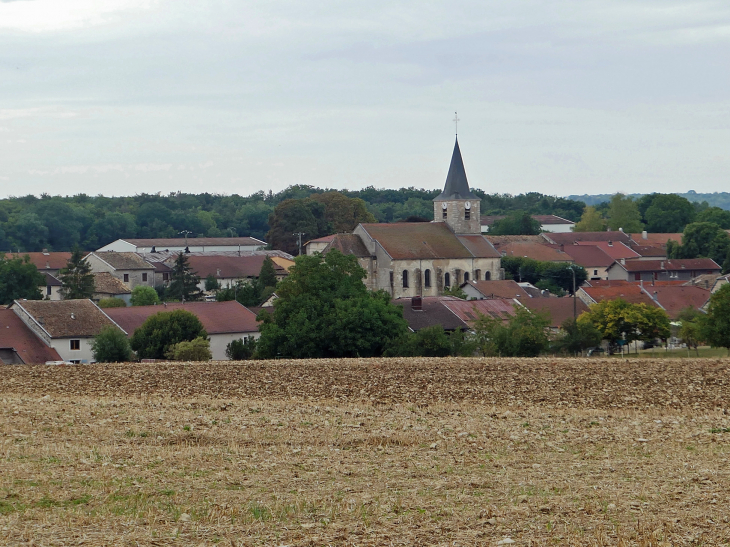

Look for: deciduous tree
[91,326,133,362]
[606,194,643,233]
[0,254,44,305]
[701,284,730,355]
[573,206,606,232]
[130,309,207,360]
[130,285,160,306]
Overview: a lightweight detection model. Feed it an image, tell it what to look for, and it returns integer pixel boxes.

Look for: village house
[394,295,520,332]
[10,251,72,277]
[97,237,265,254]
[9,299,124,363]
[559,245,615,281]
[520,297,590,332]
[461,279,533,300]
[92,272,133,304]
[606,258,721,282]
[496,241,574,263]
[40,273,63,301]
[304,235,337,255]
[0,309,62,364]
[328,139,501,298]
[181,254,290,291]
[105,301,260,360]
[85,251,156,290]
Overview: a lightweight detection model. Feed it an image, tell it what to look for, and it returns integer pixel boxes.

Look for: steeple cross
[453,111,459,136]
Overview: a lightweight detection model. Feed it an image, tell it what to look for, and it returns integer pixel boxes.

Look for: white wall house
[10,299,125,364]
[97,237,265,254]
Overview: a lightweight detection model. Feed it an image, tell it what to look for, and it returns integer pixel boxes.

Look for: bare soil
[1,358,729,545]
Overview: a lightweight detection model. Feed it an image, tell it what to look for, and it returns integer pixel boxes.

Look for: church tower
[433,138,481,234]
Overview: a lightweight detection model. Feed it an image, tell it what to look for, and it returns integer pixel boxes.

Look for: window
[123,273,129,283]
[464,272,469,282]
[163,272,170,282]
[442,208,448,219]
[465,209,470,220]
[402,270,409,288]
[142,273,148,282]
[389,271,394,286]
[46,286,52,296]
[635,273,641,281]
[444,272,451,287]
[70,340,80,351]
[485,271,491,280]
[475,269,481,281]
[424,269,431,288]
[593,270,598,276]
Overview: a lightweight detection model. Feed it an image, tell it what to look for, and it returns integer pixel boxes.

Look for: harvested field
[1,357,729,546]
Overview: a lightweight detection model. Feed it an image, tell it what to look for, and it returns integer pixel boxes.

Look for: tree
[701,284,730,355]
[573,206,606,232]
[552,318,602,355]
[130,285,160,306]
[98,297,127,308]
[204,274,220,292]
[669,222,730,267]
[167,253,203,302]
[266,198,332,255]
[165,337,212,361]
[226,337,257,360]
[256,250,408,358]
[0,254,44,305]
[578,299,670,352]
[58,248,95,300]
[676,307,704,356]
[696,207,730,229]
[606,194,643,233]
[442,284,467,299]
[472,306,550,357]
[489,211,541,235]
[257,256,278,293]
[643,194,695,233]
[91,326,133,363]
[310,191,376,233]
[130,309,208,359]
[501,256,587,295]
[384,325,454,357]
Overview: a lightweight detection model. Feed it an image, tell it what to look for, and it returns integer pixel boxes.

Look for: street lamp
[179,230,192,253]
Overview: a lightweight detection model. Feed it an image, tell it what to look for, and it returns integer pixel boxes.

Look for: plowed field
[1,358,729,545]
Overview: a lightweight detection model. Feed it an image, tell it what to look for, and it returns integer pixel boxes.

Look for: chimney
[608,241,613,247]
[411,296,422,311]
[621,258,625,265]
[660,261,665,269]
[642,230,648,240]
[653,291,658,300]
[619,227,624,232]
[216,268,221,277]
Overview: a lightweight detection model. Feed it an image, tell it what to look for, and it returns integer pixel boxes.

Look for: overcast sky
[1,1,729,199]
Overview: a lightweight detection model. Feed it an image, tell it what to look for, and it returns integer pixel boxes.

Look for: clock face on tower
[441,203,448,210]
[465,201,471,209]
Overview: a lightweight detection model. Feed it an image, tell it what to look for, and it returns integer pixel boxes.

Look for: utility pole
[570,265,577,321]
[179,230,192,251]
[293,232,305,256]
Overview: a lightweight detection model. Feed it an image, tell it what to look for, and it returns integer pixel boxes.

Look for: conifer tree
[167,252,203,302]
[59,248,95,299]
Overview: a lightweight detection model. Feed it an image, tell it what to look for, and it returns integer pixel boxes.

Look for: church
[324,138,502,298]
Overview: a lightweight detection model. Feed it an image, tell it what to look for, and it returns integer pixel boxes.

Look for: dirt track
[2,357,729,410]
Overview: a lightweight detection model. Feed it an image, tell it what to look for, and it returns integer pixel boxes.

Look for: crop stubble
[1,357,729,546]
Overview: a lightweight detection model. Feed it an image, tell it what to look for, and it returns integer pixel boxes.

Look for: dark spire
[433,137,478,201]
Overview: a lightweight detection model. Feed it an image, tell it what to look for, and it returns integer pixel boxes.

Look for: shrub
[130,309,207,360]
[130,285,160,306]
[91,326,133,363]
[98,297,127,308]
[165,337,212,361]
[226,337,257,360]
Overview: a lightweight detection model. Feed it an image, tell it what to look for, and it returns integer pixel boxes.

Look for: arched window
[424,269,431,288]
[463,272,469,282]
[475,269,481,281]
[402,270,409,288]
[444,272,451,287]
[485,270,491,280]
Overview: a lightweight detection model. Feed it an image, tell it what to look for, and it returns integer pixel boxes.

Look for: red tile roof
[324,234,370,257]
[642,286,710,319]
[499,242,574,262]
[442,299,519,326]
[576,241,639,260]
[629,245,666,258]
[560,245,615,268]
[580,285,660,307]
[305,234,337,245]
[394,296,470,331]
[618,259,721,273]
[533,215,575,225]
[93,272,131,295]
[105,301,259,336]
[544,231,631,245]
[464,280,531,299]
[122,237,265,248]
[0,309,62,364]
[520,297,590,328]
[12,299,119,338]
[360,223,500,259]
[9,252,72,271]
[629,233,682,247]
[42,273,62,287]
[185,255,286,279]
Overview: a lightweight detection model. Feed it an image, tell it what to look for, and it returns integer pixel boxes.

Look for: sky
[1,0,729,199]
